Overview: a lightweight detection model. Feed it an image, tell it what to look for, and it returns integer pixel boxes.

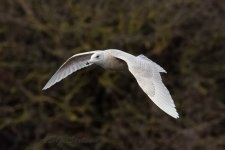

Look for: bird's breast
[101,54,128,71]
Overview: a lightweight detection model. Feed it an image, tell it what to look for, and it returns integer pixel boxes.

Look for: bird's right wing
[109,49,179,118]
[43,51,100,90]
[137,54,167,73]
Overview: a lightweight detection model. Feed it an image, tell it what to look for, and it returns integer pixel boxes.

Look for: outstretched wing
[43,51,100,90]
[109,49,179,118]
[137,54,167,73]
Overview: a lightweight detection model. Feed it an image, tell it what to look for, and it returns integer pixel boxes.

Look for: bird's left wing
[43,51,100,90]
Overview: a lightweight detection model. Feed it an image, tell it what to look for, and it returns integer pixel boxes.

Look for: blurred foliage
[0,0,225,150]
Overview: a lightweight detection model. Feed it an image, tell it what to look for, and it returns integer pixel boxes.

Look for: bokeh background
[0,0,225,150]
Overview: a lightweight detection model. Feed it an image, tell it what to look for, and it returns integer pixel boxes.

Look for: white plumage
[43,49,179,119]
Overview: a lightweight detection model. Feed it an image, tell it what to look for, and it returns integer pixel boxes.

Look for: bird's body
[43,49,179,119]
[97,50,128,71]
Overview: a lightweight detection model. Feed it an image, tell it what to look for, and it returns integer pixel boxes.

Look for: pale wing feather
[152,80,178,117]
[43,51,100,90]
[108,49,179,118]
[137,68,179,118]
[137,54,167,73]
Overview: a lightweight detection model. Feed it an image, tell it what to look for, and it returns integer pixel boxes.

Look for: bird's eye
[96,55,100,58]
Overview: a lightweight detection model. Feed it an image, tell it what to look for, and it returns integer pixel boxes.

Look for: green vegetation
[0,0,224,149]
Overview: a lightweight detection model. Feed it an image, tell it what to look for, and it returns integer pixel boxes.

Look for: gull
[43,49,179,119]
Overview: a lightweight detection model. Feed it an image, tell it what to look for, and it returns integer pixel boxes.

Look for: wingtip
[42,87,47,91]
[161,69,167,74]
[42,85,49,91]
[173,113,179,119]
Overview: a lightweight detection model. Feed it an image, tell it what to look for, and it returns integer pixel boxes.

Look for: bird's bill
[86,61,93,65]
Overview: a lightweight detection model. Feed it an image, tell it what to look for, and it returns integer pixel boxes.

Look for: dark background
[0,0,224,150]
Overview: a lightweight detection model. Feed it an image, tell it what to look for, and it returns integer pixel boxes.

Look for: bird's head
[88,51,104,65]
